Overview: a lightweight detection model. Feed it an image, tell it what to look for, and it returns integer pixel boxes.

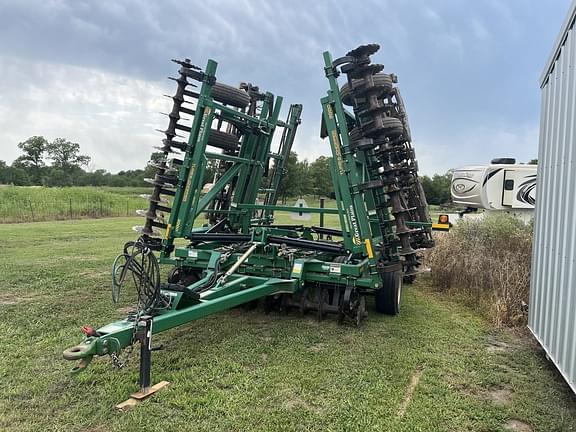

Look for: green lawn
[0,218,575,431]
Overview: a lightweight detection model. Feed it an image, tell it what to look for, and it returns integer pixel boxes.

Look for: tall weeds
[427,214,533,327]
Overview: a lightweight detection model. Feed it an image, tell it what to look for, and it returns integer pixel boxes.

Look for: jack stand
[116,315,170,410]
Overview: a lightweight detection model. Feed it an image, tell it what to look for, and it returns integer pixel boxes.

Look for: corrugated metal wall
[529,6,576,394]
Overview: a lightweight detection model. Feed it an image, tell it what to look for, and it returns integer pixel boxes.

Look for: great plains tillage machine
[63,44,436,384]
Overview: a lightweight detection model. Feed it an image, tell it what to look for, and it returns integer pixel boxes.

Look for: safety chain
[110,314,141,369]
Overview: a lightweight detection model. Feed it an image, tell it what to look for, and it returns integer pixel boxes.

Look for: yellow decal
[182,163,196,203]
[364,239,374,259]
[326,104,334,120]
[164,223,172,240]
[331,130,345,175]
[197,107,212,143]
[432,223,450,232]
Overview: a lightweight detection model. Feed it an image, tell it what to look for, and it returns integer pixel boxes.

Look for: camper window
[504,179,514,190]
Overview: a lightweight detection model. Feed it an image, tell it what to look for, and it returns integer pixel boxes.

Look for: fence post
[99,197,103,217]
[319,197,325,239]
[69,198,73,219]
[126,200,129,217]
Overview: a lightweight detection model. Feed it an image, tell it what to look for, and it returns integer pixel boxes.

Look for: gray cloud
[0,0,570,175]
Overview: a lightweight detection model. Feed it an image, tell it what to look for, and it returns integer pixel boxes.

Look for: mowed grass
[0,219,575,431]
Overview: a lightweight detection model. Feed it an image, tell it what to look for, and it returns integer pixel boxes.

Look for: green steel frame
[63,51,434,374]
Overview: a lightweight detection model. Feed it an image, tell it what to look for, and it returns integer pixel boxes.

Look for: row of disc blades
[342,44,434,275]
[134,59,260,243]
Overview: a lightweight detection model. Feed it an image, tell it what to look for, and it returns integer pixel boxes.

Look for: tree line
[1,136,453,204]
[0,136,154,187]
[276,152,453,204]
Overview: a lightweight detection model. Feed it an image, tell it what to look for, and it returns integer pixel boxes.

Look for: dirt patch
[443,373,474,396]
[397,366,424,418]
[503,419,533,431]
[283,397,323,414]
[116,306,136,315]
[81,425,111,432]
[0,298,21,306]
[486,388,512,405]
[78,270,108,279]
[308,343,325,353]
[0,293,35,306]
[487,341,512,353]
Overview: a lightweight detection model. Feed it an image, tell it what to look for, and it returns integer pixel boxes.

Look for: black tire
[370,116,404,139]
[207,129,240,151]
[340,73,393,106]
[211,83,250,109]
[167,267,200,287]
[349,127,362,142]
[403,274,417,285]
[375,270,402,315]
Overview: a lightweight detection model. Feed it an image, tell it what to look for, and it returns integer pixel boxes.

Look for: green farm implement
[63,44,435,390]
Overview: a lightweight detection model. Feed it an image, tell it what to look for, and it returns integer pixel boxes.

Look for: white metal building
[529,0,576,393]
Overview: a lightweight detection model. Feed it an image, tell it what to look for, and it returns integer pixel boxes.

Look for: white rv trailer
[451,158,536,222]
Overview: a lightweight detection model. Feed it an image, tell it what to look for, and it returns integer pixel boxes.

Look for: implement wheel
[207,129,241,151]
[167,266,200,287]
[375,270,402,315]
[340,73,393,106]
[211,83,250,109]
[403,274,417,284]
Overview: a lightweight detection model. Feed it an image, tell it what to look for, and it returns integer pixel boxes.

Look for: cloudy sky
[0,0,571,175]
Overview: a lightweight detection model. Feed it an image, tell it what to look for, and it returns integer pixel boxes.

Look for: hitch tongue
[63,337,98,373]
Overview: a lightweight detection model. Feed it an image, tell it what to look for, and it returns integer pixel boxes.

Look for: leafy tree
[5,166,31,185]
[528,159,538,165]
[277,152,300,201]
[46,138,91,170]
[309,156,334,198]
[12,136,48,184]
[13,136,48,169]
[41,138,91,186]
[420,172,452,205]
[82,169,111,187]
[0,160,9,184]
[293,158,313,197]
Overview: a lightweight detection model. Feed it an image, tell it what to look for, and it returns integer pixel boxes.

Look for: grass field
[1,218,575,432]
[0,186,445,225]
[0,186,149,223]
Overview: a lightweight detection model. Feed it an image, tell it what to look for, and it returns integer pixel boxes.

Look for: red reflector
[81,325,97,337]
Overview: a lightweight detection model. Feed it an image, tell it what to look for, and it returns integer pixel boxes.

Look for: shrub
[427,213,532,327]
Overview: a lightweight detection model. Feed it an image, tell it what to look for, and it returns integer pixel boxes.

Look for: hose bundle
[112,239,161,313]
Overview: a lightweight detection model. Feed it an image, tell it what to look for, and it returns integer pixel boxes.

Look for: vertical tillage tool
[63,46,435,391]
